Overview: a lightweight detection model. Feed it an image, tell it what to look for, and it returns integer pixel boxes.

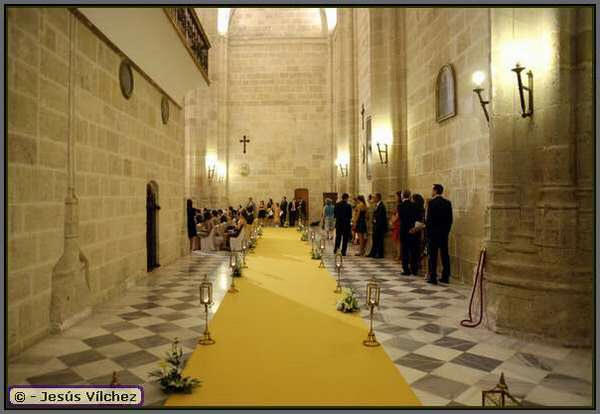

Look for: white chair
[229,226,247,252]
[200,225,218,251]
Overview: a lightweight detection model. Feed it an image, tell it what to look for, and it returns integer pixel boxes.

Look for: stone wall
[226,8,332,221]
[7,8,185,356]
[403,8,491,284]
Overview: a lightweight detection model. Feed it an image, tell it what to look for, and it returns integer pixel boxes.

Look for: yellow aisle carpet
[166,228,420,407]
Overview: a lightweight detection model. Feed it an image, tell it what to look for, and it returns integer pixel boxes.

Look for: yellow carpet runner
[166,228,420,407]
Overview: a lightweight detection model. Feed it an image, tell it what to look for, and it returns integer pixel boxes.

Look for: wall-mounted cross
[240,135,250,154]
[361,104,365,130]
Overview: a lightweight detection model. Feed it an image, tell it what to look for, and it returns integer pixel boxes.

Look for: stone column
[50,12,91,333]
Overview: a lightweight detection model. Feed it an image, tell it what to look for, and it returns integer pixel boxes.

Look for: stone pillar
[50,12,91,333]
[485,8,593,346]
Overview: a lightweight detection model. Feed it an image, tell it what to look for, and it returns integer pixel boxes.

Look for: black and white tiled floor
[320,235,593,408]
[7,232,593,408]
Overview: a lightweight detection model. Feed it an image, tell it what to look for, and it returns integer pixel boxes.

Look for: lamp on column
[334,253,343,293]
[336,152,349,177]
[363,276,381,347]
[373,127,391,165]
[472,71,490,123]
[511,62,533,117]
[206,154,217,182]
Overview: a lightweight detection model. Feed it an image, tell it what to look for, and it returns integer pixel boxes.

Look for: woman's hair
[204,211,212,221]
[357,195,366,204]
[412,193,425,212]
[325,198,332,205]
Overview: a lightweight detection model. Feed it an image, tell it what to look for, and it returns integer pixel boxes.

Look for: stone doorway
[146,181,160,272]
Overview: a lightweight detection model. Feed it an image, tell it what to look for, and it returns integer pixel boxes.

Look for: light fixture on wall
[511,63,533,117]
[336,153,349,177]
[206,153,217,182]
[216,162,226,183]
[373,127,391,165]
[472,71,490,123]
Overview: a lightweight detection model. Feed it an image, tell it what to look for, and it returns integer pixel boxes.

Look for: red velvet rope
[460,248,486,328]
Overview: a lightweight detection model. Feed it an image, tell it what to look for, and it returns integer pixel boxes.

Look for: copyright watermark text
[8,386,144,407]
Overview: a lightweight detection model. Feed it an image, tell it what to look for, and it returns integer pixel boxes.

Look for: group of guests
[186,200,254,252]
[326,184,453,285]
[248,196,308,228]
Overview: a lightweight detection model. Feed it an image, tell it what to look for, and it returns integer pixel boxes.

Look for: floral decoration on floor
[149,338,201,394]
[336,288,360,313]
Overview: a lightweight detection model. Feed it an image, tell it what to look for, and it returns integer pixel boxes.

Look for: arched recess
[225,7,332,37]
[146,181,160,272]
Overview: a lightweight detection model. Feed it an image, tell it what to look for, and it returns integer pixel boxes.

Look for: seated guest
[197,211,214,238]
[225,210,247,250]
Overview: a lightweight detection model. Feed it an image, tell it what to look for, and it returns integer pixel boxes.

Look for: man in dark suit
[426,184,453,284]
[398,190,419,275]
[288,198,297,227]
[280,196,288,227]
[333,193,352,256]
[368,193,388,259]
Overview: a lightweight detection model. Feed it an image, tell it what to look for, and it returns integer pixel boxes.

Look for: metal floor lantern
[318,238,326,268]
[482,373,521,407]
[198,274,215,345]
[228,253,239,293]
[241,240,248,268]
[334,253,343,293]
[363,276,381,347]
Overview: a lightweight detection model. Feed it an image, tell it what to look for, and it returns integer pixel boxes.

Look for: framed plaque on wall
[436,64,456,123]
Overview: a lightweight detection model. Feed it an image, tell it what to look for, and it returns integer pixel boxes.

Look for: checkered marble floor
[320,235,593,408]
[8,253,231,407]
[8,232,593,408]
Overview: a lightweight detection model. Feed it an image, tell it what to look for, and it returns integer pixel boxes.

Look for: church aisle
[166,228,421,407]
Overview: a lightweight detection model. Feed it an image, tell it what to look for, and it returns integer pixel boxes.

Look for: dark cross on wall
[361,104,365,130]
[240,135,250,154]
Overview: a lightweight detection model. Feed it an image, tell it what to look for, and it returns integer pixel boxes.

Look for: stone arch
[227,7,329,37]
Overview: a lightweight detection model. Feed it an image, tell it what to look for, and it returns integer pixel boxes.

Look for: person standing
[186,199,198,252]
[288,198,298,227]
[280,196,288,227]
[354,195,368,256]
[322,198,335,240]
[333,193,352,256]
[426,184,453,284]
[368,193,388,258]
[246,197,257,219]
[410,193,427,278]
[364,194,375,256]
[257,200,267,226]
[297,198,305,225]
[398,190,419,275]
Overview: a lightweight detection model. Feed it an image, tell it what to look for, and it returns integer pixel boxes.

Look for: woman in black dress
[187,199,200,252]
[258,200,267,226]
[355,195,368,256]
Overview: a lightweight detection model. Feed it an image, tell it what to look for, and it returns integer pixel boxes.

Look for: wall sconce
[511,63,533,117]
[216,162,226,183]
[206,154,217,182]
[373,127,391,165]
[335,153,349,177]
[472,71,490,123]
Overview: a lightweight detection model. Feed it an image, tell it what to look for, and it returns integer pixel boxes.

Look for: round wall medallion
[161,96,169,125]
[119,60,134,99]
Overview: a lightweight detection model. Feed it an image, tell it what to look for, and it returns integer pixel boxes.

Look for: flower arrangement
[232,253,243,277]
[300,230,308,241]
[336,288,360,313]
[311,247,322,260]
[149,338,201,394]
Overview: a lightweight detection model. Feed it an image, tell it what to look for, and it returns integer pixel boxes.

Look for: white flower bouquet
[336,288,360,313]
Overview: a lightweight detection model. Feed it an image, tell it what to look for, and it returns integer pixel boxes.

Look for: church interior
[6,6,596,408]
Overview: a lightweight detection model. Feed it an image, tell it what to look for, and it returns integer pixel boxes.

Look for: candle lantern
[241,240,248,268]
[334,253,343,293]
[198,274,215,345]
[318,238,326,268]
[482,373,521,407]
[363,276,380,347]
[228,253,239,293]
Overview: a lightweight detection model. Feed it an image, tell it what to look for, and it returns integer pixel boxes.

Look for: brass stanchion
[198,274,215,345]
[318,238,326,268]
[228,253,239,293]
[334,253,343,293]
[363,276,381,347]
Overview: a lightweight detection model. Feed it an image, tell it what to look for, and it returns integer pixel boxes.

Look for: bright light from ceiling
[325,8,337,32]
[218,8,230,35]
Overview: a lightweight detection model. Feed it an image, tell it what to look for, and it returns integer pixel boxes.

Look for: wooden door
[294,188,309,224]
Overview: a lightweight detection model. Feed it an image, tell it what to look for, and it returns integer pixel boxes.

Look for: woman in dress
[409,193,427,278]
[266,198,274,226]
[273,202,281,227]
[258,200,267,226]
[364,194,375,256]
[186,199,200,252]
[354,195,368,256]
